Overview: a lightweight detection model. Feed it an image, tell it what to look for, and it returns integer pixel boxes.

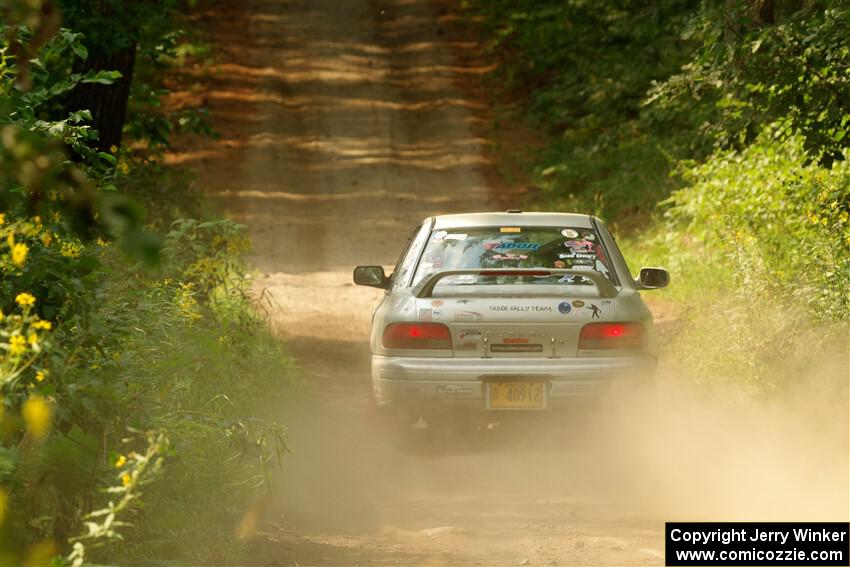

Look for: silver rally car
[354,211,668,422]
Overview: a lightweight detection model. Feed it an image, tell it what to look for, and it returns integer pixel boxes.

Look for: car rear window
[411,226,616,287]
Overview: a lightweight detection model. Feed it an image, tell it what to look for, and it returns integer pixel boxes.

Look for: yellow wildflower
[27,333,38,346]
[0,488,6,526]
[0,309,3,321]
[121,473,132,487]
[11,242,27,267]
[60,241,83,258]
[22,395,51,440]
[0,213,5,225]
[15,292,35,307]
[110,145,118,154]
[9,335,26,356]
[41,232,53,247]
[35,370,46,382]
[118,161,130,174]
[95,237,109,247]
[32,320,52,330]
[115,455,127,468]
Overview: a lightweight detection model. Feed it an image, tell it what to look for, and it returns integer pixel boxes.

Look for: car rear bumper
[372,354,656,410]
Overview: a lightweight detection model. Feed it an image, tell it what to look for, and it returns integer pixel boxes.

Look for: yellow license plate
[488,381,546,409]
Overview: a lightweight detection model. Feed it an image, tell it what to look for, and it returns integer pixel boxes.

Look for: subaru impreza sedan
[353,211,668,428]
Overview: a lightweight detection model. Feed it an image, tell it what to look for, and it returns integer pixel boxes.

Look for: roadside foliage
[467,0,850,393]
[1,1,289,564]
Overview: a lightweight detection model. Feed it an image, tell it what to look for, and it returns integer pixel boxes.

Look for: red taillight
[383,323,453,350]
[579,322,644,350]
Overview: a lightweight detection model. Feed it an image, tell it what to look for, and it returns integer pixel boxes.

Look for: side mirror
[636,267,669,290]
[353,265,389,289]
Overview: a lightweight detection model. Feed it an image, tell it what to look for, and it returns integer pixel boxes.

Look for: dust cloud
[256,331,847,565]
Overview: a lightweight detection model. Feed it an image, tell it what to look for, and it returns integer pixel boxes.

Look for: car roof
[431,212,594,230]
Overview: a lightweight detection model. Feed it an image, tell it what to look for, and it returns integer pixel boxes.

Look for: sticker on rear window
[444,233,467,241]
[499,242,539,250]
[500,227,521,233]
[492,254,529,261]
[561,229,579,238]
[564,240,594,253]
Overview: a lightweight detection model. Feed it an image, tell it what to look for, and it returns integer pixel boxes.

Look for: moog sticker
[558,301,572,314]
[458,329,481,339]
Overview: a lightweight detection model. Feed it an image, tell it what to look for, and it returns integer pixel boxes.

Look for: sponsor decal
[484,241,539,252]
[436,384,473,396]
[432,310,442,319]
[601,299,613,305]
[444,233,467,240]
[418,308,433,321]
[558,301,572,314]
[433,230,448,240]
[458,329,481,339]
[586,303,601,319]
[558,275,578,283]
[559,252,596,260]
[489,305,553,312]
[490,344,543,353]
[561,228,579,238]
[503,337,530,344]
[492,253,528,261]
[500,227,521,233]
[571,265,594,271]
[455,342,478,351]
[454,311,483,322]
[585,233,595,241]
[431,300,444,307]
[425,255,442,263]
[564,240,594,253]
[498,242,539,250]
[572,300,585,308]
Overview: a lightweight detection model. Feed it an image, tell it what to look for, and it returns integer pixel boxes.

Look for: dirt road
[171,0,848,565]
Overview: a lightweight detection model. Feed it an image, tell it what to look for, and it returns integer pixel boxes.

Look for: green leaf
[71,42,88,61]
[81,70,123,85]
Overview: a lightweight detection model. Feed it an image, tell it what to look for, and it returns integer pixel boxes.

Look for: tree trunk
[753,0,775,24]
[65,43,136,154]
